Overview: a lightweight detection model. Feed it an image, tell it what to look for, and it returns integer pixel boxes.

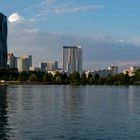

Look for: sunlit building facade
[17,55,32,72]
[63,46,82,73]
[0,13,7,67]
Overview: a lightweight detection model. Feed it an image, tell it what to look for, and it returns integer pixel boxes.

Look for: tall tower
[0,13,7,67]
[63,46,82,73]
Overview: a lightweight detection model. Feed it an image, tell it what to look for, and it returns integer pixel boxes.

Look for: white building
[123,66,140,76]
[63,45,82,73]
[85,65,118,78]
[17,55,32,72]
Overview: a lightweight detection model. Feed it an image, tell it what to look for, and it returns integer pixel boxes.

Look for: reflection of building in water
[0,86,8,140]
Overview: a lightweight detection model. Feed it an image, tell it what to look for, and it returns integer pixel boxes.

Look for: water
[0,85,140,139]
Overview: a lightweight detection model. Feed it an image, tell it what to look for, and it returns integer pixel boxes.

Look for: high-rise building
[63,46,82,73]
[17,55,32,72]
[0,13,7,67]
[7,53,17,68]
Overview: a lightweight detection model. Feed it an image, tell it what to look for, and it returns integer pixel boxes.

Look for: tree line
[1,67,140,85]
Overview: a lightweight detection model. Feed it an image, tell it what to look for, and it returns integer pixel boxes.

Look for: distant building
[0,13,7,67]
[85,65,118,78]
[47,61,58,71]
[29,66,41,72]
[39,62,47,71]
[123,66,140,76]
[63,45,82,73]
[17,55,32,72]
[7,53,17,68]
[130,66,140,72]
[93,69,112,78]
[39,61,59,71]
[108,65,118,75]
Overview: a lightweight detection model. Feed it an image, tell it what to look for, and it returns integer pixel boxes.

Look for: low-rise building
[123,66,140,76]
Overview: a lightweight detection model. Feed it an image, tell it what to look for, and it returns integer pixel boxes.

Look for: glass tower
[63,46,82,73]
[0,13,7,67]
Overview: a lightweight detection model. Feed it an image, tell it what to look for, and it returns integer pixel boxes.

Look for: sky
[1,0,140,71]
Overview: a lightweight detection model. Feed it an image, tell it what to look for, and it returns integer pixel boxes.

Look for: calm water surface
[0,85,140,139]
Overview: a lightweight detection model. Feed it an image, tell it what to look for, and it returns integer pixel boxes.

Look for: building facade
[108,65,118,75]
[0,13,7,67]
[123,66,140,76]
[7,53,17,68]
[39,62,47,71]
[17,55,32,72]
[63,46,82,73]
[47,61,58,71]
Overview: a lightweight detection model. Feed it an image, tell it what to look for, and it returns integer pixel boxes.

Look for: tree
[81,72,87,85]
[43,72,54,83]
[18,71,28,81]
[29,73,38,81]
[94,73,100,80]
[69,71,80,85]
[87,72,93,84]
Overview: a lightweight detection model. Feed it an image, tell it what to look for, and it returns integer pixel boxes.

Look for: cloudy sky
[1,0,140,71]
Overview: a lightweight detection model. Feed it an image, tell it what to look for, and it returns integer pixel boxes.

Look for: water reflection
[1,85,140,140]
[0,85,9,140]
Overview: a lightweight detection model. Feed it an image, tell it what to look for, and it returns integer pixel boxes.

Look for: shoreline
[0,81,138,86]
[0,81,48,85]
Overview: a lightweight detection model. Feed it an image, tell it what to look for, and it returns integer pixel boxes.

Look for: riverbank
[1,81,48,85]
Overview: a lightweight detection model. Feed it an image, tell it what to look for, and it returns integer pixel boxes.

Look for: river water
[0,85,140,140]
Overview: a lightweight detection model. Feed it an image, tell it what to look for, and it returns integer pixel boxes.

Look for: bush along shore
[1,67,140,85]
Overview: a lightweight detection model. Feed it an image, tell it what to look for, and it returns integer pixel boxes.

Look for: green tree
[69,71,80,85]
[43,72,54,83]
[87,72,93,84]
[81,72,87,85]
[18,71,28,81]
[29,73,38,81]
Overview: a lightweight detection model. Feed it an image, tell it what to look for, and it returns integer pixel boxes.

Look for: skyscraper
[0,13,7,67]
[63,46,82,73]
[17,55,32,72]
[7,53,17,68]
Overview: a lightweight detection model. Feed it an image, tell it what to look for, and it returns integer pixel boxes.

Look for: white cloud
[23,0,102,23]
[8,12,24,24]
[41,0,56,6]
[7,1,140,70]
[115,39,126,44]
[54,5,102,14]
[8,19,140,69]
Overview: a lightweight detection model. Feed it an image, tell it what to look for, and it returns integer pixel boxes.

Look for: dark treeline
[1,67,140,85]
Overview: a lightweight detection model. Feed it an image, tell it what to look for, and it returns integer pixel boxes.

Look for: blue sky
[1,0,140,70]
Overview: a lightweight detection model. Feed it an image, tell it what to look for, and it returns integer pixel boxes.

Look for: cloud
[8,12,24,24]
[54,5,102,14]
[41,0,56,6]
[23,0,102,23]
[7,1,140,70]
[8,19,140,70]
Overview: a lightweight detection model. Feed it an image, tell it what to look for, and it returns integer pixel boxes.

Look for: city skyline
[1,1,140,70]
